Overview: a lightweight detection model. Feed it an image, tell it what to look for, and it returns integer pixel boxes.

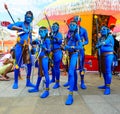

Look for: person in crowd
[50,22,63,89]
[96,26,114,95]
[0,50,14,81]
[63,15,89,89]
[7,11,35,89]
[109,24,119,74]
[64,20,82,105]
[28,26,51,98]
[62,50,69,76]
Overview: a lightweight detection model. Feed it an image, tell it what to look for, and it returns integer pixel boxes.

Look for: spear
[4,3,25,35]
[44,12,52,32]
[94,15,102,77]
[4,3,26,69]
[4,3,15,23]
[44,12,54,48]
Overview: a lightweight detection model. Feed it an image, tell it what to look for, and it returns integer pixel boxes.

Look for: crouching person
[0,50,14,81]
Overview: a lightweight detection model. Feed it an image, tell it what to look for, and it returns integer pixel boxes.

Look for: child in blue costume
[28,26,51,98]
[50,22,63,89]
[64,21,82,105]
[96,26,114,95]
[7,11,35,89]
[63,16,89,89]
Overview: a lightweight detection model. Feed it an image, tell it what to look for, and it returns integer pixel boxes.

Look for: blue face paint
[39,29,47,39]
[100,26,109,36]
[52,24,59,32]
[69,22,77,31]
[74,16,81,23]
[25,14,33,24]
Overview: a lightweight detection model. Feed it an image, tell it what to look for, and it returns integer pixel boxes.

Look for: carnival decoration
[34,0,120,25]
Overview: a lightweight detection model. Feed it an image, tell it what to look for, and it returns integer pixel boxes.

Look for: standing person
[63,16,89,89]
[28,26,51,98]
[50,22,63,89]
[64,21,82,105]
[74,16,89,89]
[62,50,68,76]
[96,26,114,95]
[109,24,119,74]
[7,11,34,89]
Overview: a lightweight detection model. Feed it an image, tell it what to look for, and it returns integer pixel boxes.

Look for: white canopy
[35,0,120,24]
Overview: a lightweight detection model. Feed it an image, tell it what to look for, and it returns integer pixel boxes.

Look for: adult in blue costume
[63,16,89,89]
[96,26,114,95]
[64,21,82,105]
[50,22,63,89]
[7,11,35,89]
[28,26,51,98]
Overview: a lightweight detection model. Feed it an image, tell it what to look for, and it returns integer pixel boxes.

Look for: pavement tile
[0,71,120,114]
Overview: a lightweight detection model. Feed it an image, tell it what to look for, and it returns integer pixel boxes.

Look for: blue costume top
[50,22,63,88]
[96,26,114,53]
[52,32,62,50]
[98,35,114,53]
[7,11,35,89]
[79,26,89,46]
[95,26,114,95]
[40,38,51,57]
[7,22,32,45]
[65,32,82,52]
[64,21,83,105]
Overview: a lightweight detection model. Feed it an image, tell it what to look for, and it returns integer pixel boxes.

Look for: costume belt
[102,52,113,56]
[17,42,24,46]
[69,51,78,55]
[43,55,47,58]
[16,42,30,64]
[53,48,61,53]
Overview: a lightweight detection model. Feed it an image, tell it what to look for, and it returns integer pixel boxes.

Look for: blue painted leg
[12,69,19,89]
[28,88,39,93]
[50,68,55,84]
[49,79,55,84]
[80,80,87,89]
[12,83,18,89]
[73,86,78,91]
[65,94,74,105]
[40,89,49,98]
[26,78,35,87]
[28,77,41,93]
[98,74,106,89]
[73,71,78,91]
[63,82,69,87]
[98,85,106,89]
[104,85,111,95]
[53,80,60,89]
[67,86,78,91]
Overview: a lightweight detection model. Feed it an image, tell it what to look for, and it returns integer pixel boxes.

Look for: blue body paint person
[96,26,114,95]
[28,26,51,98]
[64,21,82,105]
[63,16,89,89]
[50,22,63,89]
[7,11,35,89]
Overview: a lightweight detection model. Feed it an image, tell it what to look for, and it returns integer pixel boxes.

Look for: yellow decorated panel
[79,14,93,55]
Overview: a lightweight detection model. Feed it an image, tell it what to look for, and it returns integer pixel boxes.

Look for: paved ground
[0,68,120,114]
